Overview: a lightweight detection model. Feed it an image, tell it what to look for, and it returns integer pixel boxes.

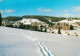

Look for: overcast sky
[0,0,80,18]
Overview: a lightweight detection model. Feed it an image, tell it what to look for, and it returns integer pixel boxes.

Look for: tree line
[3,15,80,24]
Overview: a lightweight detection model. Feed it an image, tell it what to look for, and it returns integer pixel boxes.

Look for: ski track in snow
[22,31,55,56]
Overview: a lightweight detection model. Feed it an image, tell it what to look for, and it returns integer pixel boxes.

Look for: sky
[0,0,80,18]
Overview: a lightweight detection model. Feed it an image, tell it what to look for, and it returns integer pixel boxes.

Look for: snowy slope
[33,31,80,56]
[0,27,40,56]
[59,19,80,23]
[0,27,80,56]
[21,18,43,25]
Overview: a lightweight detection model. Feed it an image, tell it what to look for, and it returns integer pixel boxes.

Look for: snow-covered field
[20,18,43,25]
[0,27,80,56]
[50,29,80,37]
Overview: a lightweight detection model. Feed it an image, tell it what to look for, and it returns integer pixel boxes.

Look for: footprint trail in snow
[22,31,55,56]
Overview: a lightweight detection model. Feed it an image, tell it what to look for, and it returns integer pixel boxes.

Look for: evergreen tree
[70,25,73,30]
[44,28,47,32]
[40,27,43,32]
[0,11,2,26]
[58,23,61,34]
[19,23,24,29]
[40,24,43,32]
[34,26,38,31]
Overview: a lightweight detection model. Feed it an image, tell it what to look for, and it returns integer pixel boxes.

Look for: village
[2,17,80,37]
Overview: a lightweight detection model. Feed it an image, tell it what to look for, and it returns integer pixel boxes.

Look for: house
[59,19,80,29]
[2,20,14,27]
[13,21,21,28]
[52,22,70,30]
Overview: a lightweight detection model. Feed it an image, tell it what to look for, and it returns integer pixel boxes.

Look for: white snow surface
[0,27,40,56]
[21,18,43,25]
[59,19,80,23]
[0,27,80,56]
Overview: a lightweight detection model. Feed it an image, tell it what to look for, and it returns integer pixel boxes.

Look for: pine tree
[44,28,47,32]
[0,11,2,26]
[40,24,43,32]
[70,25,73,30]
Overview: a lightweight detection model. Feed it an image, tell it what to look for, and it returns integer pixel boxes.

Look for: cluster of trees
[3,16,22,21]
[19,23,38,31]
[45,16,66,22]
[19,23,61,34]
[17,23,47,32]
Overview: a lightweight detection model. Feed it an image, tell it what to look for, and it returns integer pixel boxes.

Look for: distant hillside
[22,15,67,22]
[3,15,80,24]
[3,16,22,21]
[22,15,51,24]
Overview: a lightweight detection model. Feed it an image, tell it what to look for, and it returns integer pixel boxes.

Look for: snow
[61,29,80,37]
[0,27,80,56]
[59,19,80,24]
[21,18,43,25]
[0,27,40,56]
[33,31,80,56]
[50,29,80,37]
[59,20,73,23]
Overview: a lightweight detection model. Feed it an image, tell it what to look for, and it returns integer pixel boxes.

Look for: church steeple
[0,11,2,26]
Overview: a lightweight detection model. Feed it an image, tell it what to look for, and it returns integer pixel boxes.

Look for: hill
[3,15,67,24]
[3,15,80,24]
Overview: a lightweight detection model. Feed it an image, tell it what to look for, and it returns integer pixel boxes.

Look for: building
[52,22,70,30]
[2,20,14,27]
[13,21,21,28]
